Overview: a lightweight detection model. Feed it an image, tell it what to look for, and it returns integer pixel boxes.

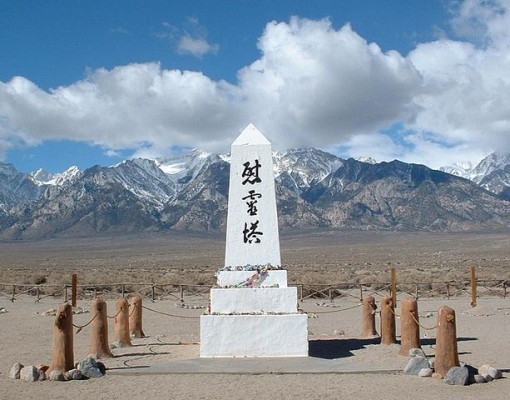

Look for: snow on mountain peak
[32,166,82,186]
[356,156,377,164]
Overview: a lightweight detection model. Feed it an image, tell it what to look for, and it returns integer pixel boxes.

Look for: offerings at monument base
[200,124,308,357]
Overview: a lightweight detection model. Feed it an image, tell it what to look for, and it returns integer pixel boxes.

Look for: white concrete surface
[210,287,298,314]
[200,314,309,357]
[216,270,288,288]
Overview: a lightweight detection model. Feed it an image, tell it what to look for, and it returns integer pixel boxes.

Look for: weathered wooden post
[49,303,74,373]
[71,274,78,307]
[470,266,477,307]
[399,297,421,356]
[129,294,145,338]
[434,306,459,377]
[361,295,379,338]
[90,298,113,358]
[380,296,396,345]
[390,267,397,308]
[114,298,132,347]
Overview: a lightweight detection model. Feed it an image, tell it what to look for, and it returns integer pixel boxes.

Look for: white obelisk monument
[200,123,308,357]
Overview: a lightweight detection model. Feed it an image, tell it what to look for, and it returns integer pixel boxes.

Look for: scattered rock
[418,368,433,377]
[445,366,470,386]
[9,362,23,379]
[78,356,105,378]
[0,307,7,313]
[404,356,430,375]
[428,358,435,370]
[409,348,426,358]
[488,367,502,380]
[64,369,83,381]
[49,370,65,381]
[20,365,41,382]
[478,364,491,376]
[478,364,503,381]
[474,374,486,384]
[37,371,46,381]
[96,361,106,375]
[36,364,49,373]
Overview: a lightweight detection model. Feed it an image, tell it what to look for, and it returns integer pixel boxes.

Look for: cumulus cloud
[238,18,421,151]
[159,17,219,58]
[405,0,510,165]
[2,1,510,169]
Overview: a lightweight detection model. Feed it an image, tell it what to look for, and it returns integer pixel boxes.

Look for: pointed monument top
[232,123,271,146]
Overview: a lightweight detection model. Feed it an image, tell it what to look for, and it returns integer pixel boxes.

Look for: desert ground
[1,230,509,399]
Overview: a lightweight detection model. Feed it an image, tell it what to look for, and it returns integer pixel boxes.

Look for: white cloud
[2,2,510,169]
[407,0,510,160]
[178,35,219,57]
[159,17,219,58]
[237,18,421,151]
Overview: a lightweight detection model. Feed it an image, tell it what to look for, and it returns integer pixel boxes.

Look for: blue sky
[1,0,510,173]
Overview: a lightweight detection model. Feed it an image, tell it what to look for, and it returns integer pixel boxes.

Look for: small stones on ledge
[10,356,105,382]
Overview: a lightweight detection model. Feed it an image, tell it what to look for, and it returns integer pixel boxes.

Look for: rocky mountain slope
[1,149,509,239]
[441,152,510,200]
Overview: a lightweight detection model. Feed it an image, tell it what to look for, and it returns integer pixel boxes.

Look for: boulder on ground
[445,366,469,386]
[404,356,430,375]
[78,356,105,378]
[20,365,42,382]
[9,362,23,379]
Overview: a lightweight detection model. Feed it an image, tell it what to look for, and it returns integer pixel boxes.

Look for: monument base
[200,313,308,357]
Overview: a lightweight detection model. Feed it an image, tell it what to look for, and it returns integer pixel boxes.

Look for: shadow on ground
[309,336,478,360]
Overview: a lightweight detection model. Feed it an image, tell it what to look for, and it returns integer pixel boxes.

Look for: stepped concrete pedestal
[200,313,308,357]
[200,124,308,358]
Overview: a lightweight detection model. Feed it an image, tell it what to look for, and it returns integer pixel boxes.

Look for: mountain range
[1,149,509,239]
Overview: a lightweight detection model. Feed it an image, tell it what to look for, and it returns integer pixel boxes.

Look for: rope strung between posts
[107,307,123,319]
[409,310,438,331]
[308,303,363,314]
[72,312,98,334]
[388,306,401,318]
[142,305,201,319]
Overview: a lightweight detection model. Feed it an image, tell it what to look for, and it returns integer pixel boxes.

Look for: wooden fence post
[114,298,132,347]
[380,296,396,345]
[362,295,378,338]
[49,303,74,373]
[470,266,477,307]
[435,306,459,377]
[90,298,113,358]
[71,274,78,308]
[391,268,397,308]
[129,294,145,338]
[399,297,421,356]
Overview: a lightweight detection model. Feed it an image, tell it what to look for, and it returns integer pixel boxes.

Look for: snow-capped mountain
[439,161,475,179]
[31,166,82,186]
[441,152,510,199]
[273,148,344,191]
[0,162,43,211]
[0,149,509,239]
